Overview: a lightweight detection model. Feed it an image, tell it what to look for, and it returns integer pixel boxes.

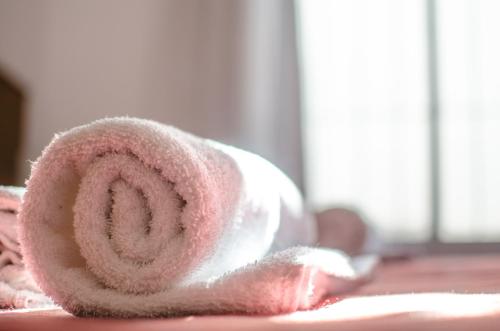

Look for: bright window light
[437,0,500,241]
[297,0,430,242]
[297,0,500,243]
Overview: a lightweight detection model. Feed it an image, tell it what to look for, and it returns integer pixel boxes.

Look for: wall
[0,0,303,187]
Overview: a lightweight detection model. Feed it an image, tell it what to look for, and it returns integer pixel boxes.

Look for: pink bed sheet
[2,255,500,331]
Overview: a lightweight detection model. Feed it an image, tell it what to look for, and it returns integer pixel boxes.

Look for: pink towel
[0,186,52,308]
[19,117,374,317]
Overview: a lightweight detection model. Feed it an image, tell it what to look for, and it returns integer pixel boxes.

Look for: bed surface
[2,254,500,331]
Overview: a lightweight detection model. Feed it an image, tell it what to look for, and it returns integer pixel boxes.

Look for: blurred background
[0,0,499,246]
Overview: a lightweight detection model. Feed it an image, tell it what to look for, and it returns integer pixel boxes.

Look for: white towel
[20,117,374,317]
[0,186,52,308]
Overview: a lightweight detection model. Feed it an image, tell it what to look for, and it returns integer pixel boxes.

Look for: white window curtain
[297,0,500,242]
[438,0,500,241]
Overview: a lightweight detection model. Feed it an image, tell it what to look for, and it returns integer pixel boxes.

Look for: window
[297,0,500,244]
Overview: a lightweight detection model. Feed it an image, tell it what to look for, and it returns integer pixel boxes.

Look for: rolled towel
[20,117,373,317]
[0,186,24,266]
[0,186,53,308]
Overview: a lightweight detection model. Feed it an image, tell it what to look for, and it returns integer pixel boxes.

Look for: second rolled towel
[20,117,370,317]
[0,186,52,308]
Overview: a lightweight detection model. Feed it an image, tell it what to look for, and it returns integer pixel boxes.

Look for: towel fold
[0,186,53,308]
[0,187,23,267]
[19,117,373,317]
